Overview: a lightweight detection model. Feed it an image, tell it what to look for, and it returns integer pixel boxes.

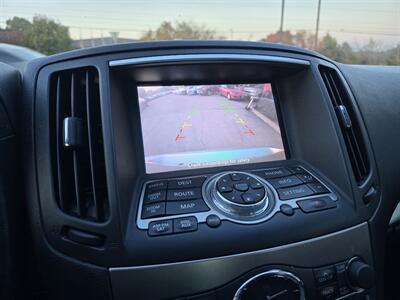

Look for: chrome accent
[233,269,305,300]
[109,54,311,67]
[203,172,274,220]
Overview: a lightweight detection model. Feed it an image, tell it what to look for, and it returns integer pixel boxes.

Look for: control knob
[347,258,374,290]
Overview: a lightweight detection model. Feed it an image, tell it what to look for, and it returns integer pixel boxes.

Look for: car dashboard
[1,41,400,300]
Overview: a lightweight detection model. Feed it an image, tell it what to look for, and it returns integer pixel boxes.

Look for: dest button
[168,177,206,189]
[148,220,173,236]
[174,217,198,233]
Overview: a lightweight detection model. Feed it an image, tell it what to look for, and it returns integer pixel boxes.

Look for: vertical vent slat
[86,71,100,221]
[319,65,370,184]
[50,67,109,222]
[71,72,83,217]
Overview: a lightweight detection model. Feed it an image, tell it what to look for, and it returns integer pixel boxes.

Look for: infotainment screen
[138,83,285,173]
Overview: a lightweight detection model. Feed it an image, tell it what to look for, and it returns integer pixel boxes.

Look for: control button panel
[137,165,336,233]
[312,258,373,299]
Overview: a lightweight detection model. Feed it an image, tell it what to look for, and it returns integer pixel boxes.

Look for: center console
[28,42,381,300]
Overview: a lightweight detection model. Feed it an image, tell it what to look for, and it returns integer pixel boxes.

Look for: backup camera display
[138,83,285,173]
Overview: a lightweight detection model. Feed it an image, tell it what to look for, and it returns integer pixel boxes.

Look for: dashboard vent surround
[319,65,370,184]
[50,67,109,222]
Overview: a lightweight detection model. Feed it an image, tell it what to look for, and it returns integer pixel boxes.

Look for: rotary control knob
[347,259,375,290]
[204,172,274,219]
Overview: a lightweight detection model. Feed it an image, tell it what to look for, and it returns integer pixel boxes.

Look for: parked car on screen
[173,88,186,95]
[186,86,197,95]
[243,84,263,98]
[196,85,220,96]
[262,83,272,98]
[219,85,247,100]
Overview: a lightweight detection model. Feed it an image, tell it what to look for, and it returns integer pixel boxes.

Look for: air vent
[319,65,370,184]
[50,67,109,222]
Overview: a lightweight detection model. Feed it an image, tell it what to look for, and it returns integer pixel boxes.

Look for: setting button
[144,189,166,204]
[174,217,197,233]
[142,203,166,219]
[148,220,173,236]
[168,177,206,189]
[167,188,202,201]
[269,175,302,189]
[278,184,314,200]
[166,199,209,215]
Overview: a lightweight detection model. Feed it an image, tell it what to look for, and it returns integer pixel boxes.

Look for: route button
[167,188,202,201]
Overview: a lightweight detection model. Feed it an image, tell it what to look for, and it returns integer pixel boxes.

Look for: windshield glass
[0,0,399,64]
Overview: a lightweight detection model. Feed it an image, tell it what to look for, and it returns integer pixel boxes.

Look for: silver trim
[233,269,305,300]
[109,54,311,67]
[203,172,273,220]
[137,166,337,229]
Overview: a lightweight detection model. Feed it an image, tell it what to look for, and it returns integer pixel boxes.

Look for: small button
[253,167,291,179]
[144,190,166,204]
[142,203,166,219]
[296,173,316,183]
[167,188,202,201]
[318,284,338,299]
[174,217,197,233]
[297,197,337,213]
[217,179,233,193]
[146,180,167,191]
[168,177,206,189]
[269,175,303,189]
[278,185,314,200]
[218,184,233,193]
[166,200,209,215]
[308,182,330,194]
[280,204,294,216]
[243,175,263,189]
[230,173,243,181]
[287,166,304,174]
[336,262,351,296]
[314,267,337,286]
[148,220,173,236]
[206,214,221,228]
[221,190,243,204]
[234,183,249,192]
[241,189,265,204]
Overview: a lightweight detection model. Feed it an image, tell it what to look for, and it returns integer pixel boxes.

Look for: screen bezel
[136,81,290,175]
